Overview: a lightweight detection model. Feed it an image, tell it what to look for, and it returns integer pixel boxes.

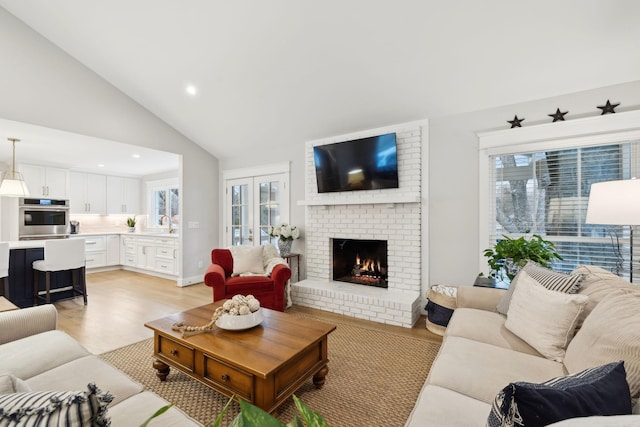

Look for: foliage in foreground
[142,395,329,427]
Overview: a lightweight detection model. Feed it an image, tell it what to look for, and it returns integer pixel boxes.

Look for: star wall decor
[507,115,525,128]
[597,100,620,115]
[548,108,568,122]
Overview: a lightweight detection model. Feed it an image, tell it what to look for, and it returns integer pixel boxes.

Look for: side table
[282,253,300,282]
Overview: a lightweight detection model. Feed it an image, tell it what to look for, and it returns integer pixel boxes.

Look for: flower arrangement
[268,223,301,241]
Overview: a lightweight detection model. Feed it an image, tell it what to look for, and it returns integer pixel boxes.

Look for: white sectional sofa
[405,264,640,427]
[0,304,199,426]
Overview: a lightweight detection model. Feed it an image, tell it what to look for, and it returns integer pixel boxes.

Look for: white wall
[0,8,219,283]
[429,80,640,287]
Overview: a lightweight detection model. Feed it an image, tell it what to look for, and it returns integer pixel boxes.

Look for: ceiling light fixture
[132,154,140,159]
[0,138,30,197]
[186,85,197,96]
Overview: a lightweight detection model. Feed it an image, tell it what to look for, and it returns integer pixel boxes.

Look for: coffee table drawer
[204,356,254,400]
[158,335,195,372]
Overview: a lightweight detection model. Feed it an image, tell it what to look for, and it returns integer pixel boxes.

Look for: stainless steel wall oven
[18,198,70,240]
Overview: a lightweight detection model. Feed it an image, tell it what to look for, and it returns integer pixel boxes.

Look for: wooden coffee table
[144,301,336,413]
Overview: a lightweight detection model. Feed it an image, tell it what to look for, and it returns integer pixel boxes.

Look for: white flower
[269,223,301,241]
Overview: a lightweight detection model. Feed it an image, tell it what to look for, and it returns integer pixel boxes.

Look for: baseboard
[178,275,203,287]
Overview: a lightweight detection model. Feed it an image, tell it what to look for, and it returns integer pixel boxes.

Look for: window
[147,179,179,229]
[479,112,640,283]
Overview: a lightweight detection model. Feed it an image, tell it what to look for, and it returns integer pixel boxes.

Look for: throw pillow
[0,372,30,395]
[487,361,632,427]
[0,383,112,426]
[571,265,636,330]
[229,246,265,276]
[564,290,640,401]
[504,271,588,362]
[496,261,584,315]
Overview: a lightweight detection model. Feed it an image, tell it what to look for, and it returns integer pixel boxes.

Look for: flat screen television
[313,132,399,193]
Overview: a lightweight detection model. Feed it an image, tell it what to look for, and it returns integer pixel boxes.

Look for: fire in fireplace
[332,239,388,288]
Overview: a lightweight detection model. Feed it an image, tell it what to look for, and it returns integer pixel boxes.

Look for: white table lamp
[586,178,640,281]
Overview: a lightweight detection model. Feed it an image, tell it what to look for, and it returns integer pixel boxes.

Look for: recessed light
[186,85,197,96]
[132,154,140,159]
[97,164,105,168]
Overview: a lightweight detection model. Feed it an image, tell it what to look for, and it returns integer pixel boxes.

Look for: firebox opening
[332,239,388,288]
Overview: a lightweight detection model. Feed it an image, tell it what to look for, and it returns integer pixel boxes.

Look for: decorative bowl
[215,309,264,330]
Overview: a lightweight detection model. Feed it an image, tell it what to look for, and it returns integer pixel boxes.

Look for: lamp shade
[586,179,640,226]
[0,171,30,197]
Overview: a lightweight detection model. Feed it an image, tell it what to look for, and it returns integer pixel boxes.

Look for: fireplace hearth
[332,239,388,288]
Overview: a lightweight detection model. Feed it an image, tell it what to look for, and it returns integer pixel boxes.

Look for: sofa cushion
[547,415,640,426]
[107,391,200,426]
[427,336,566,403]
[572,265,637,330]
[564,290,640,400]
[487,361,631,427]
[496,261,583,315]
[0,372,30,394]
[445,308,540,356]
[26,355,143,406]
[404,385,491,427]
[0,330,90,380]
[0,383,112,427]
[504,271,588,362]
[229,246,265,276]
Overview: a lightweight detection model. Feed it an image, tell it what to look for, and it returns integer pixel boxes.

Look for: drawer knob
[170,349,178,356]
[221,374,230,382]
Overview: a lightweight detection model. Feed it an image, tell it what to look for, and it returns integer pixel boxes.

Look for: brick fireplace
[291,123,425,328]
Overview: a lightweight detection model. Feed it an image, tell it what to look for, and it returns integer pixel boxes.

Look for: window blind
[488,141,640,282]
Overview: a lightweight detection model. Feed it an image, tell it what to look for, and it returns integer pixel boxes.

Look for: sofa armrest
[456,286,506,311]
[0,305,58,345]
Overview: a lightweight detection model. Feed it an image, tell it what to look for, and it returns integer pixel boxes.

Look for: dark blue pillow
[487,361,632,427]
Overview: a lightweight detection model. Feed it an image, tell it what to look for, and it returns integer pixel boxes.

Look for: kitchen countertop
[5,231,179,249]
[71,231,179,238]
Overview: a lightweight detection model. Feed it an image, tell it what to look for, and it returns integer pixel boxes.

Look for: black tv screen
[313,133,399,193]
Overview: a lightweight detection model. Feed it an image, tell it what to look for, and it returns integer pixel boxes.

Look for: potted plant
[482,232,562,282]
[126,217,136,232]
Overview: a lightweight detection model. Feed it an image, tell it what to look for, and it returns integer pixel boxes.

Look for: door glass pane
[257,180,281,246]
[231,184,250,246]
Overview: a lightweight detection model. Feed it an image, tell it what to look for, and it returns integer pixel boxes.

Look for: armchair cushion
[229,246,265,276]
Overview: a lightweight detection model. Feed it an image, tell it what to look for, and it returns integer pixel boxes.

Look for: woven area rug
[100,313,440,427]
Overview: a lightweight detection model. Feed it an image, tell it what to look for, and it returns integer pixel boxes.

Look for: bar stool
[0,242,9,299]
[33,239,87,305]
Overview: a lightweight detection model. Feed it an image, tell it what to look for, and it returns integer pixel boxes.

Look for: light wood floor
[54,270,441,354]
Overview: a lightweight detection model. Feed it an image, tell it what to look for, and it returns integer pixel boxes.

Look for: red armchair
[204,248,291,312]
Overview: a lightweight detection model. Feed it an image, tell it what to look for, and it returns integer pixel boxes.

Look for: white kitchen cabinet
[120,235,137,266]
[106,176,140,214]
[106,235,120,266]
[19,164,69,199]
[70,172,106,214]
[120,235,178,276]
[136,238,156,270]
[72,235,107,269]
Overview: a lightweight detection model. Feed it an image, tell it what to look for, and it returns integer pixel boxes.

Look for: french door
[225,172,289,247]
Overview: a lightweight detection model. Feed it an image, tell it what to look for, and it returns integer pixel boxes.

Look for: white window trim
[477,109,640,275]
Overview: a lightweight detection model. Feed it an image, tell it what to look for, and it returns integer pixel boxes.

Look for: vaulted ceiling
[1,1,639,161]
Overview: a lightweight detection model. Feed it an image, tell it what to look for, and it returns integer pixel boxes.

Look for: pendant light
[0,138,30,197]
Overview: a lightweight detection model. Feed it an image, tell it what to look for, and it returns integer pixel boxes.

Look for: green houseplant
[126,216,136,232]
[483,233,562,281]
